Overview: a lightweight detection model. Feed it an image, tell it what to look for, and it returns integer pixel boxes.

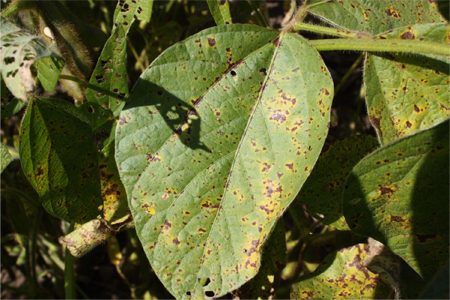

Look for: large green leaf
[291,244,392,299]
[365,23,450,144]
[307,0,446,36]
[0,17,61,101]
[292,136,378,230]
[115,24,333,298]
[19,97,102,223]
[343,119,449,281]
[86,0,154,116]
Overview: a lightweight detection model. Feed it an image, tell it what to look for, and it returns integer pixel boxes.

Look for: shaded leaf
[307,0,446,36]
[87,0,154,116]
[292,136,378,230]
[99,135,129,224]
[365,23,450,144]
[0,17,61,100]
[19,97,102,223]
[115,24,333,298]
[1,143,13,173]
[207,0,233,26]
[343,119,449,281]
[291,244,392,299]
[419,262,450,299]
[232,220,286,299]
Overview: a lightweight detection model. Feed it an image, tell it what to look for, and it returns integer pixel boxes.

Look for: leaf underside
[116,24,333,299]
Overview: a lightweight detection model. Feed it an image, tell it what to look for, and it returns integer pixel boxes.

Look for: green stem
[310,38,450,57]
[29,209,43,297]
[335,54,364,95]
[294,22,372,39]
[64,223,76,300]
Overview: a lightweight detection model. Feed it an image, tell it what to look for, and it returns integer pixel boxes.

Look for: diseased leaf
[290,244,392,299]
[292,136,378,230]
[99,135,129,224]
[207,0,233,26]
[0,17,61,101]
[86,0,154,116]
[19,97,102,223]
[343,119,449,281]
[232,220,286,299]
[1,143,13,173]
[59,219,112,257]
[307,0,446,36]
[365,23,450,144]
[115,24,333,298]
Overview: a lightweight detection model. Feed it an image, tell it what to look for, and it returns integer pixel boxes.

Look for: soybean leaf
[291,136,378,230]
[19,97,102,224]
[36,56,64,93]
[99,135,129,224]
[232,220,286,299]
[1,76,26,118]
[343,119,449,281]
[0,17,61,101]
[86,0,154,116]
[207,0,233,26]
[307,0,446,36]
[1,143,13,173]
[419,262,450,299]
[115,24,333,298]
[291,244,392,299]
[365,23,450,144]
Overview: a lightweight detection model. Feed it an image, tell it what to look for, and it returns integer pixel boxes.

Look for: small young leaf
[291,244,392,299]
[207,0,233,26]
[116,24,333,299]
[36,56,64,93]
[19,97,102,223]
[343,119,449,281]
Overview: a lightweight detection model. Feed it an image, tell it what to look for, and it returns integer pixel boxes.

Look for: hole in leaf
[186,291,191,296]
[4,57,15,65]
[205,291,215,297]
[230,70,237,77]
[259,68,267,76]
[198,277,211,287]
[87,105,95,113]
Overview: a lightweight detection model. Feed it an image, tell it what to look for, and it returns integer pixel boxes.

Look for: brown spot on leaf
[378,185,394,196]
[400,31,415,40]
[207,37,216,47]
[390,215,405,222]
[172,238,181,245]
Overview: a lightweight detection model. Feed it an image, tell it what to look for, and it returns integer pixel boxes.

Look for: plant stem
[335,54,364,95]
[64,223,76,300]
[294,22,372,39]
[310,38,450,57]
